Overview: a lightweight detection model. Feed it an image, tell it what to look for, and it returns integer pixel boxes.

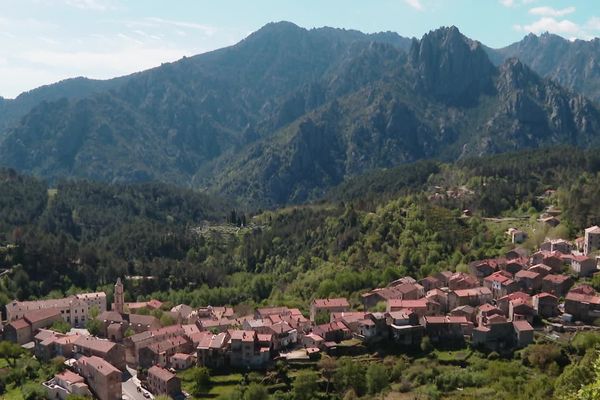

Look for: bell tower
[114,278,124,314]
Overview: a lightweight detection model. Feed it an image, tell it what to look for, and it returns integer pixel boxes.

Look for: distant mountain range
[1,22,600,207]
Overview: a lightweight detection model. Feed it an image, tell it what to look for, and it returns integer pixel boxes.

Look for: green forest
[2,146,600,399]
[1,146,599,309]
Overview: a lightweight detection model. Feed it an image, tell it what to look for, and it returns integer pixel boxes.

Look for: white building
[6,292,107,327]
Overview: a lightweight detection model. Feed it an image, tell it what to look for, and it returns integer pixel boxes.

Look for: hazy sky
[1,0,599,98]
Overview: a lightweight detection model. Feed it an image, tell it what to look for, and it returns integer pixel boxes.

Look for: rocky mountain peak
[408,26,496,105]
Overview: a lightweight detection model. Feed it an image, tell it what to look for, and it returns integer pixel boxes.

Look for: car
[143,392,151,399]
[137,387,142,393]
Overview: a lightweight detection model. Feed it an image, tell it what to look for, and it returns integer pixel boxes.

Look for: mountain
[488,33,600,103]
[0,76,129,137]
[1,23,599,208]
[0,22,412,186]
[202,27,600,206]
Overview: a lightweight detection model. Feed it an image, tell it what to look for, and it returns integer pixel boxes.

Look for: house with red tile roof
[484,271,519,299]
[310,298,350,322]
[476,303,503,326]
[448,272,479,291]
[469,260,498,281]
[196,331,230,368]
[76,356,121,400]
[541,274,573,297]
[43,369,92,400]
[531,251,564,272]
[74,336,126,371]
[361,283,422,310]
[387,298,440,317]
[496,292,531,316]
[138,335,193,369]
[422,315,471,341]
[447,287,492,310]
[540,239,572,254]
[170,352,196,370]
[228,330,270,368]
[147,365,181,397]
[509,298,535,323]
[420,276,442,292]
[565,290,600,322]
[3,308,62,345]
[528,264,553,277]
[312,321,352,343]
[514,269,542,293]
[532,293,558,318]
[570,255,598,277]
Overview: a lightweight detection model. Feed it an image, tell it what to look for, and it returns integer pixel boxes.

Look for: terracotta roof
[478,303,500,313]
[453,287,492,298]
[148,336,189,353]
[515,270,539,279]
[128,314,159,327]
[56,370,85,384]
[484,271,514,284]
[229,330,256,342]
[171,353,193,361]
[257,333,273,342]
[9,319,30,330]
[74,336,117,355]
[388,299,429,309]
[566,292,600,304]
[256,307,290,317]
[146,299,163,309]
[543,274,571,284]
[513,320,534,332]
[98,311,123,322]
[535,292,558,300]
[23,308,61,324]
[148,365,177,382]
[498,292,531,303]
[78,355,120,376]
[312,298,350,308]
[486,314,508,324]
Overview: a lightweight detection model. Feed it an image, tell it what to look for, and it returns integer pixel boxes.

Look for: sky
[0,0,599,99]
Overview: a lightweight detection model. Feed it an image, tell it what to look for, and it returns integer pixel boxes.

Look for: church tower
[114,278,124,314]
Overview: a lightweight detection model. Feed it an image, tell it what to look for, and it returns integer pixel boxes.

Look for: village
[1,224,600,400]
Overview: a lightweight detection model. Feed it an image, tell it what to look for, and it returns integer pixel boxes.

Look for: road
[122,366,153,400]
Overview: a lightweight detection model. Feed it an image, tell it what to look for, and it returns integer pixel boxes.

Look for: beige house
[77,356,122,400]
[6,292,106,327]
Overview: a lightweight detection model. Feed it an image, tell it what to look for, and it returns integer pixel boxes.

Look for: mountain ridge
[1,23,600,208]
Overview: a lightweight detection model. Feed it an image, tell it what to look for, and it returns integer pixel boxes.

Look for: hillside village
[1,224,600,400]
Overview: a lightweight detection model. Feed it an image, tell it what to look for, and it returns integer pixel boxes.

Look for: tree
[366,363,389,395]
[190,366,211,395]
[50,319,71,334]
[85,318,102,336]
[66,395,92,400]
[153,396,172,400]
[575,352,600,399]
[292,370,319,400]
[160,313,176,327]
[243,383,269,400]
[0,341,24,367]
[318,356,337,394]
[21,383,45,400]
[420,336,433,353]
[335,357,366,396]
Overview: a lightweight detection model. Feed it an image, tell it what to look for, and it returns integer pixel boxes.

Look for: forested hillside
[2,147,599,309]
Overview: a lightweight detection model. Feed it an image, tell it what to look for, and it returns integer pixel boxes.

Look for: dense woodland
[1,146,599,309]
[2,147,600,399]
